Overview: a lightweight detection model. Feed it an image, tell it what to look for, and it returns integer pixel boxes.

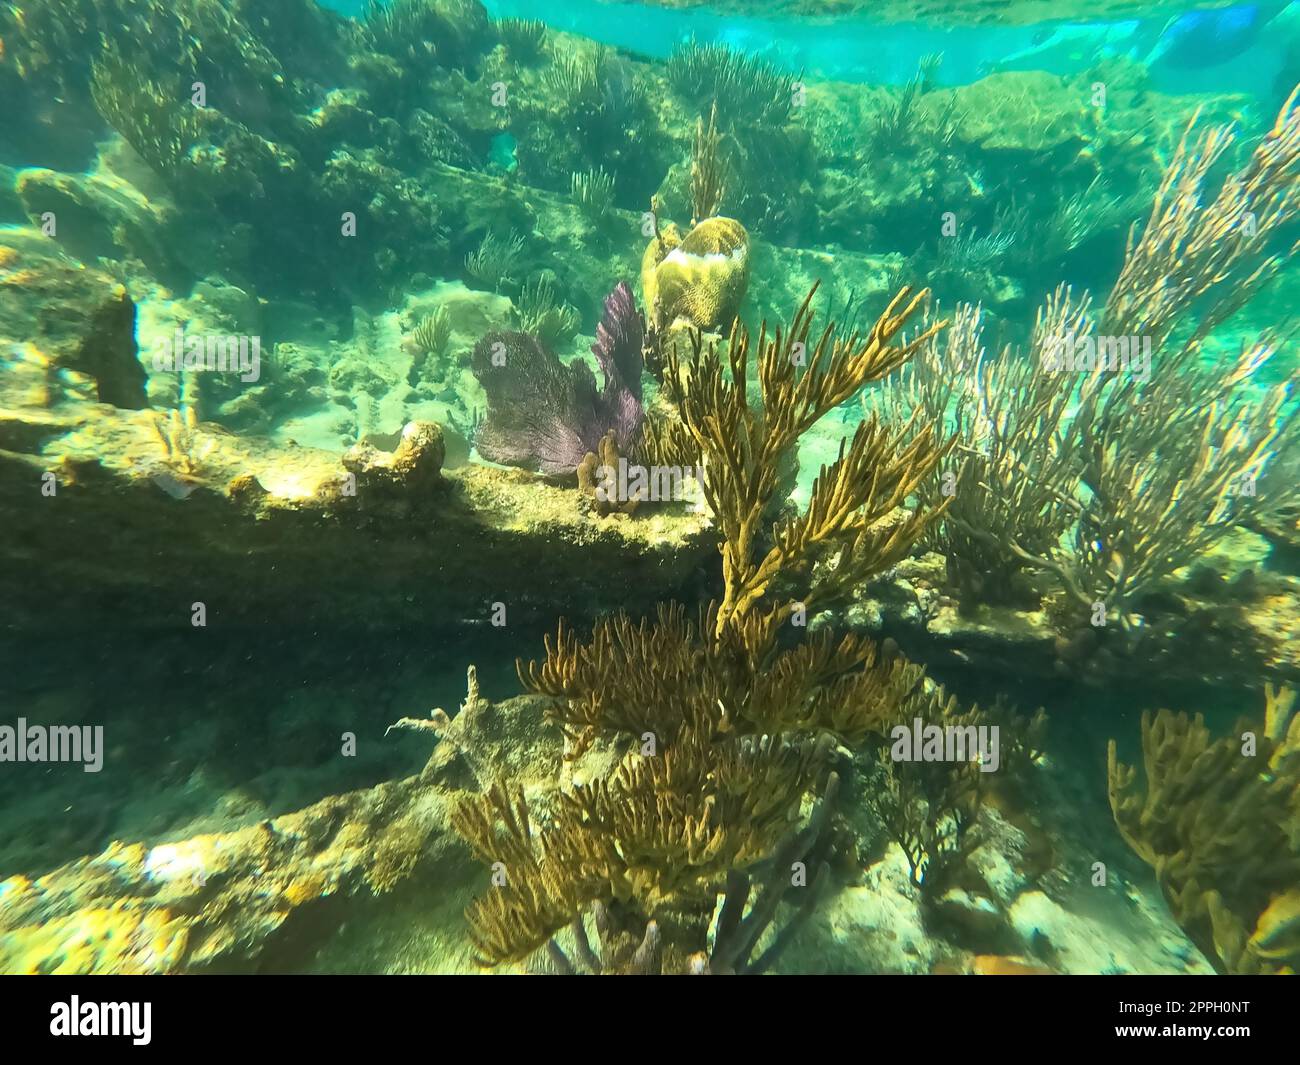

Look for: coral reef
[3,0,1298,984]
[359,0,493,71]
[879,293,1090,610]
[450,284,1011,970]
[664,283,948,635]
[1102,87,1300,347]
[576,431,640,517]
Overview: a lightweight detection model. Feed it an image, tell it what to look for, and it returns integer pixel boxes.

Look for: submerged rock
[0,401,714,635]
[0,230,146,408]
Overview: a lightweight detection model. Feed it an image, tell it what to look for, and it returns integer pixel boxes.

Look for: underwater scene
[0,0,1298,986]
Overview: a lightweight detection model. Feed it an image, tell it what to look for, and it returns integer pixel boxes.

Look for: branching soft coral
[878,89,1300,626]
[1102,88,1300,347]
[453,284,996,971]
[662,282,951,639]
[1108,685,1300,974]
[452,730,833,968]
[520,602,931,759]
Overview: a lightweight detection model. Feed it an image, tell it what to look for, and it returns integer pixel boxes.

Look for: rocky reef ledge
[0,673,1206,975]
[0,399,714,635]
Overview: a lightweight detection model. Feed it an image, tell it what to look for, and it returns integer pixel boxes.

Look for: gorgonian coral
[470,282,644,476]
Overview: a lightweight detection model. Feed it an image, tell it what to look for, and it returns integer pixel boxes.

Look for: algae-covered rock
[0,677,594,975]
[14,166,179,282]
[0,400,715,635]
[0,774,459,973]
[343,419,446,496]
[0,227,146,408]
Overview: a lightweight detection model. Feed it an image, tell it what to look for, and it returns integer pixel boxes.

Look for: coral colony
[0,0,1297,989]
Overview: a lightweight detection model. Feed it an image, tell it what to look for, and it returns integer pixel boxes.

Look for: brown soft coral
[1107,684,1300,974]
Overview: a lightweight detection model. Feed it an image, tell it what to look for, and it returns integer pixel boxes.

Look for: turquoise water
[0,0,1297,978]
[315,0,1300,94]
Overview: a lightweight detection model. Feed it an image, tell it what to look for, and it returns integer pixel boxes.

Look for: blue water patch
[316,0,1299,93]
[489,131,518,174]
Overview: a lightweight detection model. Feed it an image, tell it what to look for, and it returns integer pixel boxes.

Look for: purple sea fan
[590,280,645,447]
[470,282,645,476]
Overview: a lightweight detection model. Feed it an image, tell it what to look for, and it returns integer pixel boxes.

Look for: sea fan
[471,282,645,476]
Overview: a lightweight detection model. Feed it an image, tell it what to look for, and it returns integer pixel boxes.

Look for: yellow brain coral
[642,216,749,334]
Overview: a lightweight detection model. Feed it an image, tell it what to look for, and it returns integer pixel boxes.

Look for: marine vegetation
[570,166,616,222]
[470,282,644,476]
[146,405,216,488]
[527,44,655,200]
[879,89,1300,630]
[464,230,527,293]
[512,273,581,351]
[359,0,492,71]
[451,283,1036,970]
[868,53,961,149]
[1108,685,1300,975]
[690,103,729,224]
[6,0,1300,987]
[666,39,798,128]
[410,306,453,359]
[494,16,548,65]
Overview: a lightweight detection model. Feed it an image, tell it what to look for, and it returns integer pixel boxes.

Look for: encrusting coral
[451,282,1022,971]
[1108,684,1300,974]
